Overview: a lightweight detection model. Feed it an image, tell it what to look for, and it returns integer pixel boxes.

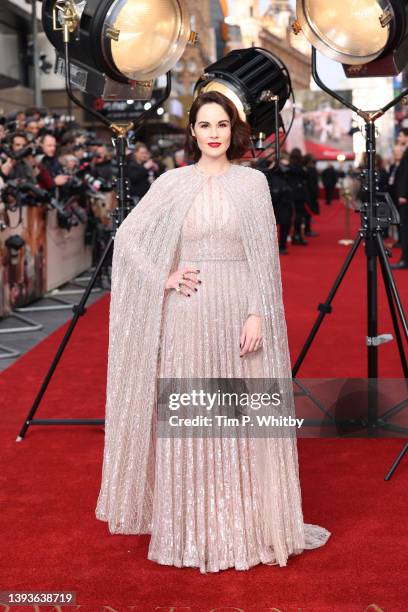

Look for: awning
[304,140,355,161]
[241,134,354,162]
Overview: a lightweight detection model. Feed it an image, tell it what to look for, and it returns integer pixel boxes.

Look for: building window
[0,16,29,87]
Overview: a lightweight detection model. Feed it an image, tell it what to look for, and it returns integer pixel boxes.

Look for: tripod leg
[384,442,408,480]
[376,234,408,341]
[16,237,114,441]
[377,234,408,377]
[292,231,363,376]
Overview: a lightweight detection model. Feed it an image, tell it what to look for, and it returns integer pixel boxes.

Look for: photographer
[1,133,39,183]
[37,133,70,191]
[126,142,160,201]
[25,118,40,141]
[91,145,115,186]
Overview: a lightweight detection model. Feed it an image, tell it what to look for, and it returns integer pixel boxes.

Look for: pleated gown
[148,163,279,572]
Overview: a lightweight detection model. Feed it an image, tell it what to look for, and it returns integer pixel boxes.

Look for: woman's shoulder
[235,165,268,186]
[151,165,191,186]
[159,165,195,176]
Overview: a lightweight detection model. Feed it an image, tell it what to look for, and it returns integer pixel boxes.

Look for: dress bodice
[178,169,247,262]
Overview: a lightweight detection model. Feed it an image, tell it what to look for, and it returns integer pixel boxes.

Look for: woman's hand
[165,267,201,297]
[240,315,262,357]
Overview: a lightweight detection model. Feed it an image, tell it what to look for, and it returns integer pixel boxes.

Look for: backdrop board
[46,209,92,291]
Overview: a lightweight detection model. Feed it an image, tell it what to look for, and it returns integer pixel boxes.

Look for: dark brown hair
[184,91,252,163]
[289,147,303,167]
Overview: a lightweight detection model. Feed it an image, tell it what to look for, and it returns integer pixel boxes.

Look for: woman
[95,91,330,573]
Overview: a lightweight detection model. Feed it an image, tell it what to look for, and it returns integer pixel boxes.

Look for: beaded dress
[95,163,331,574]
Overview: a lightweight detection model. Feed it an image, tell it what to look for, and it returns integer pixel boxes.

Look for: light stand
[292,48,408,479]
[17,8,171,441]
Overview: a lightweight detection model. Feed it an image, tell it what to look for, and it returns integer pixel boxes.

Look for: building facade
[225,0,311,90]
[0,1,39,115]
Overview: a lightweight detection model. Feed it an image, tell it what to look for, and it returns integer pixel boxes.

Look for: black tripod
[292,49,408,479]
[17,27,171,441]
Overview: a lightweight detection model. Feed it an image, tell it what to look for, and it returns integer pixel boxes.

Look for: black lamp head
[193,47,292,137]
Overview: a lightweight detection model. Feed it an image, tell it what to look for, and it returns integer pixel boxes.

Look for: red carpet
[1,200,407,611]
[282,202,408,378]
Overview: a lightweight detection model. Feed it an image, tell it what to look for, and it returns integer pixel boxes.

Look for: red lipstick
[208,143,221,148]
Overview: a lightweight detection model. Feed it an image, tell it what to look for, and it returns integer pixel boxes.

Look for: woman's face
[190,103,231,161]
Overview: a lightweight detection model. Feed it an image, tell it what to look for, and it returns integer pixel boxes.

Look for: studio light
[42,0,196,99]
[18,1,190,440]
[295,0,408,76]
[291,2,408,466]
[193,47,293,153]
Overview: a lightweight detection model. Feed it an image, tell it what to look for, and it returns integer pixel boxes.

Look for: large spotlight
[296,0,408,76]
[194,48,292,147]
[42,0,195,98]
[291,2,408,464]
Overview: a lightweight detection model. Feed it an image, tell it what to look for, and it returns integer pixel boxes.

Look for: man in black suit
[126,142,160,203]
[391,129,408,269]
[387,143,404,247]
[321,164,337,205]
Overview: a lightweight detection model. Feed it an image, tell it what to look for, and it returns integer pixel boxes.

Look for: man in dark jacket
[0,132,37,182]
[321,164,337,205]
[91,145,115,185]
[286,148,310,245]
[303,153,319,237]
[391,129,408,269]
[37,133,69,191]
[387,144,404,247]
[263,161,294,254]
[126,143,160,202]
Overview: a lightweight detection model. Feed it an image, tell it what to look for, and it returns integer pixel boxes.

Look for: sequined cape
[95,163,330,566]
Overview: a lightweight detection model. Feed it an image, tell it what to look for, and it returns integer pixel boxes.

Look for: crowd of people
[258,140,408,265]
[0,109,179,267]
[1,106,407,270]
[0,111,162,219]
[0,109,115,240]
[260,149,321,254]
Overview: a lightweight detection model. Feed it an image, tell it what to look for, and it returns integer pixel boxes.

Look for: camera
[0,142,42,162]
[72,162,112,193]
[1,179,85,230]
[1,180,44,208]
